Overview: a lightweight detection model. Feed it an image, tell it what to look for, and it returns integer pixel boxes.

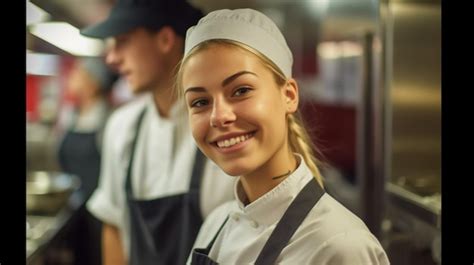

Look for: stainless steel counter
[384,182,441,265]
[27,190,85,264]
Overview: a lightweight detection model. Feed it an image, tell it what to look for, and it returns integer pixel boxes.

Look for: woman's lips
[215,132,253,148]
[210,131,256,153]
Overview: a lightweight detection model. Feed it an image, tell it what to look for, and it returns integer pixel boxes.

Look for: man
[80,1,234,264]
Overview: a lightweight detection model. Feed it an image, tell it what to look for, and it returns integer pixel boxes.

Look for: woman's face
[182,45,298,178]
[67,65,100,102]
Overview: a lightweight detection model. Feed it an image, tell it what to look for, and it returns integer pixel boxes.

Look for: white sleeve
[310,229,390,265]
[86,114,124,227]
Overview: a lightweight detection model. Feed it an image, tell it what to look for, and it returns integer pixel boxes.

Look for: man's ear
[283,78,299,114]
[155,26,177,53]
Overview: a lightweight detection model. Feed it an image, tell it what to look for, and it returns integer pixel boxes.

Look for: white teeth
[216,133,253,148]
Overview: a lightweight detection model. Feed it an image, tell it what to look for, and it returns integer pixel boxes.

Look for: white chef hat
[184,8,293,78]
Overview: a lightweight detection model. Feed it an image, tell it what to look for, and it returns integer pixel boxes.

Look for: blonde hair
[175,39,324,188]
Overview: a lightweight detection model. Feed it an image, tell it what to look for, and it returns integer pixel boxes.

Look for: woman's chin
[220,163,253,177]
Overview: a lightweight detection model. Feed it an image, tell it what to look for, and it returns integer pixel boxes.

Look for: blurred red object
[26,75,40,122]
[300,101,356,178]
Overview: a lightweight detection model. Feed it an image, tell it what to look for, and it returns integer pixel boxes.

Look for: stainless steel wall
[388,2,441,196]
[382,1,441,264]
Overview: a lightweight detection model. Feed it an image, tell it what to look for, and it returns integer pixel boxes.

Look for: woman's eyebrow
[184,71,257,95]
[184,86,206,95]
[221,71,257,87]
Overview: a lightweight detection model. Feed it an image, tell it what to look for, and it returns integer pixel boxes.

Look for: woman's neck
[239,149,298,204]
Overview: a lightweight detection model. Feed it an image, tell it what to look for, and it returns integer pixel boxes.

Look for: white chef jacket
[188,154,390,265]
[86,92,235,258]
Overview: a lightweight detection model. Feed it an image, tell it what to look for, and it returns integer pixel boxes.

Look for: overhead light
[27,52,59,76]
[317,42,342,59]
[26,1,51,25]
[317,41,362,59]
[29,22,105,57]
[340,41,363,57]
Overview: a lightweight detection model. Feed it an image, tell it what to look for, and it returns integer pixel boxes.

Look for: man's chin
[129,83,149,94]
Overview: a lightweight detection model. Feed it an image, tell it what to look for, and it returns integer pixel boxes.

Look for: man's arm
[102,223,126,265]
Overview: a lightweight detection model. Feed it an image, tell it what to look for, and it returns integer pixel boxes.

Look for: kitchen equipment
[27,171,81,215]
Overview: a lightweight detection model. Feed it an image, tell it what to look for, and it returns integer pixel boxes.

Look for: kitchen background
[26,0,441,264]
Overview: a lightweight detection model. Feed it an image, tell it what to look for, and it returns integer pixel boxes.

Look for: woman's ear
[283,78,299,114]
[155,26,177,53]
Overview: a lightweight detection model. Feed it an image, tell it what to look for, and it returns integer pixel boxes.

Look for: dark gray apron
[125,108,206,265]
[58,126,101,198]
[58,119,103,265]
[191,178,325,265]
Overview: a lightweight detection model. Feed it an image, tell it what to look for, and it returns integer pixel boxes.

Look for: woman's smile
[210,131,256,153]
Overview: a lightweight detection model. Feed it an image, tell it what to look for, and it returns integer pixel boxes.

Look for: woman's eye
[190,99,209,108]
[233,87,252,97]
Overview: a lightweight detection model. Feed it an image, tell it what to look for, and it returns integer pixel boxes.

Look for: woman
[177,8,390,265]
[58,57,117,198]
[56,57,117,265]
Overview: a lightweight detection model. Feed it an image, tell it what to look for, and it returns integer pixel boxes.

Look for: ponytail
[288,113,324,188]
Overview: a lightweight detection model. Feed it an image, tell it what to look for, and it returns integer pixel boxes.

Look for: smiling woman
[176,8,390,265]
[178,40,323,187]
[182,44,300,183]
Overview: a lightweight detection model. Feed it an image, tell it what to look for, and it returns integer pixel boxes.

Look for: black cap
[80,0,203,38]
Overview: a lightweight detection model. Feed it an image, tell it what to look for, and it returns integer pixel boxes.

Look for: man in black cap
[80,1,234,264]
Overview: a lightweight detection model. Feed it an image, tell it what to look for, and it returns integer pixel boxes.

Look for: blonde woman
[177,8,390,265]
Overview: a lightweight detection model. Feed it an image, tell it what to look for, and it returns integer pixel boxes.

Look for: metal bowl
[27,171,81,215]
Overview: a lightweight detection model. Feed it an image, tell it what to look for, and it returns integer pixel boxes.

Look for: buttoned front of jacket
[189,155,390,265]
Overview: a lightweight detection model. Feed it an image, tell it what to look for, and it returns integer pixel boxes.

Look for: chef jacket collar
[234,154,314,226]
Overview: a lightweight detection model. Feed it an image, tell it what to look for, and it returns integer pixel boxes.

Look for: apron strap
[254,179,325,265]
[191,216,229,265]
[187,148,206,221]
[125,107,147,196]
[205,215,229,252]
[189,148,206,190]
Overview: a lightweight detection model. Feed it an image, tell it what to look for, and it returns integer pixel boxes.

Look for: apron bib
[191,178,325,265]
[58,130,101,198]
[126,108,206,265]
[57,120,103,265]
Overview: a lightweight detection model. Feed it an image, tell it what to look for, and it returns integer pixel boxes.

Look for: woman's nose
[210,100,236,128]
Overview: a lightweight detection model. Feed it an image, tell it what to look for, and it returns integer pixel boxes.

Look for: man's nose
[105,45,120,72]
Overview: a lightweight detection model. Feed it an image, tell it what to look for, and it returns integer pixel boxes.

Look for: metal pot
[27,171,81,215]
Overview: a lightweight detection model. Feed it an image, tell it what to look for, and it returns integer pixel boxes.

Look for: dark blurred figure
[57,57,118,265]
[58,57,117,196]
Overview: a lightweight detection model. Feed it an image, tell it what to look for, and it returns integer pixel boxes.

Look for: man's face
[105,28,167,94]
